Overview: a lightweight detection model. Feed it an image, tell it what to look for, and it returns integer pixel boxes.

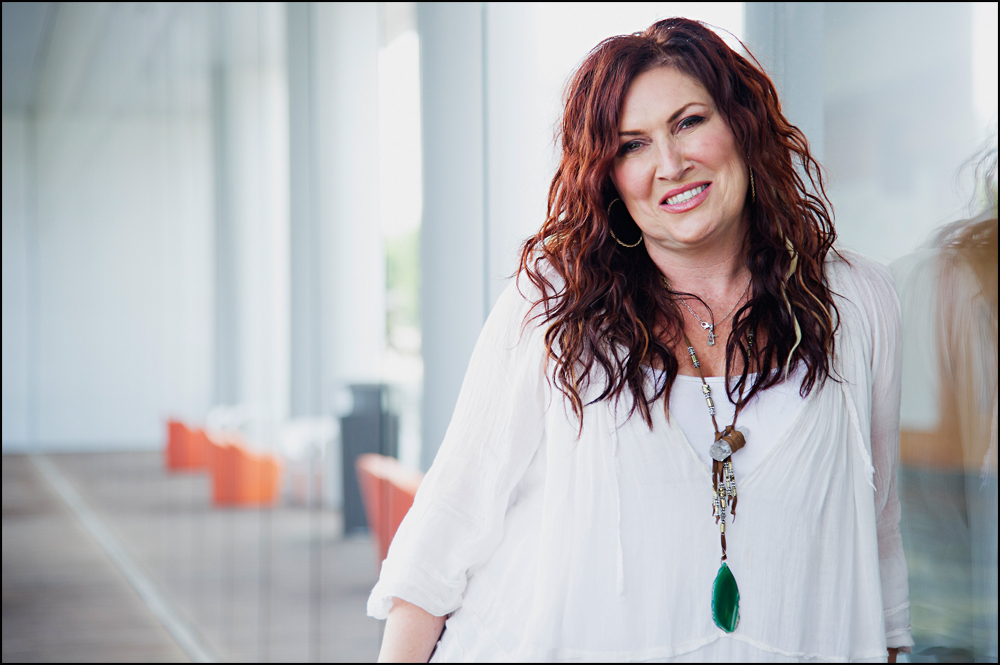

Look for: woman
[370,18,912,662]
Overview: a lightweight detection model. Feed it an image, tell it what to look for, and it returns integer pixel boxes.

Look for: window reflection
[893,145,998,662]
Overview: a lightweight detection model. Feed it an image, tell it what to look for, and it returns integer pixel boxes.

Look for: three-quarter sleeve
[860,259,915,651]
[367,279,548,619]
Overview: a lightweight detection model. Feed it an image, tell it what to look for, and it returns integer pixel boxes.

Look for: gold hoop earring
[749,166,756,202]
[607,198,644,248]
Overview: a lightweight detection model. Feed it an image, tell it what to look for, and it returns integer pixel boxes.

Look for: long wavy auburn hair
[518,18,839,430]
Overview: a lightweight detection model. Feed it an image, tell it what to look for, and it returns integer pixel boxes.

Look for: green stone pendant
[712,562,740,633]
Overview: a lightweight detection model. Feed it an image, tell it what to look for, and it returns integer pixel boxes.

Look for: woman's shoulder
[824,248,899,314]
[825,249,895,295]
[824,249,901,350]
[484,263,562,349]
[492,260,564,321]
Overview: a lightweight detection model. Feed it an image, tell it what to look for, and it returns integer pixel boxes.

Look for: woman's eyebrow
[618,102,702,136]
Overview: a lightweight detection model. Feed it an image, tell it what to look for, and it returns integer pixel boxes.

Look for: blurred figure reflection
[892,145,998,663]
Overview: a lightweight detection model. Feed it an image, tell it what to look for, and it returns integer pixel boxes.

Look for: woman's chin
[649,212,743,251]
[650,225,724,250]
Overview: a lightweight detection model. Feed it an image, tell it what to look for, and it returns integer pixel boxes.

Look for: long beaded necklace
[683,329,753,634]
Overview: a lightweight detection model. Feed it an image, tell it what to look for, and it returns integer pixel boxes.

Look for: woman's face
[610,66,749,253]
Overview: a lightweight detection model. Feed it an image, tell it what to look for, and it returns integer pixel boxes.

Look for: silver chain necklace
[677,278,752,346]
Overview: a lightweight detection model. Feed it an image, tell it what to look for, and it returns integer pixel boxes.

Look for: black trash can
[341,384,399,534]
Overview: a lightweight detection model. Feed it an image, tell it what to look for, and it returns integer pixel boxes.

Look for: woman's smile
[661,181,711,213]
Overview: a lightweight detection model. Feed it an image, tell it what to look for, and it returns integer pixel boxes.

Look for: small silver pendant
[700,321,716,346]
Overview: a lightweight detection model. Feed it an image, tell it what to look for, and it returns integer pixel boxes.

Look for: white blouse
[666,369,806,479]
[368,251,913,662]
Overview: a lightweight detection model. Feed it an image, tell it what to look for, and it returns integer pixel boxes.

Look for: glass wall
[824,4,998,662]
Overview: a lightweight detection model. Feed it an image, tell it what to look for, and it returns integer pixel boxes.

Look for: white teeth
[666,184,707,206]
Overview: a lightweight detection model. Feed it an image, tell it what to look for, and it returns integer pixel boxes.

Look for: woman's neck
[646,229,749,303]
[645,222,754,378]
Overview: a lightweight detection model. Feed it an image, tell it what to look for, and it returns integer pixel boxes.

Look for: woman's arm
[377,598,446,663]
[366,278,549,628]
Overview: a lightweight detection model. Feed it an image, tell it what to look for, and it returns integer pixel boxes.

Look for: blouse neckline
[660,366,819,488]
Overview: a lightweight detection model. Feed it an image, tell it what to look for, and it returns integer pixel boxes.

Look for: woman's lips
[660,182,711,213]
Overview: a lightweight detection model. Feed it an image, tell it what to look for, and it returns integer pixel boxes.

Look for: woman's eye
[679,115,705,130]
[620,140,643,154]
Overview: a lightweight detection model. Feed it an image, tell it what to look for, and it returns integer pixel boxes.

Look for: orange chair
[200,430,229,476]
[209,440,240,504]
[207,433,282,507]
[165,420,208,470]
[355,454,424,568]
[234,445,281,505]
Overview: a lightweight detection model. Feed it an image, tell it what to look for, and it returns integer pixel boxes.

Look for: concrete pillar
[210,57,240,407]
[417,3,487,470]
[287,3,322,417]
[1,114,34,450]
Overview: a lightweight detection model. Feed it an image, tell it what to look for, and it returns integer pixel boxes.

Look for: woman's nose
[654,141,690,182]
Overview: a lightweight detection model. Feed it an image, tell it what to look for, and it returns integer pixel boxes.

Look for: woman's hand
[377,597,446,663]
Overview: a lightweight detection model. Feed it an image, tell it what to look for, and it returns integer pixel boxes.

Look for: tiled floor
[2,453,383,663]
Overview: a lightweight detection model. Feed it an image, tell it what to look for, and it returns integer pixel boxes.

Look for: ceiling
[2,3,277,117]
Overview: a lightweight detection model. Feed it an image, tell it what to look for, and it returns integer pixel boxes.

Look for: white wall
[31,112,215,449]
[2,4,221,451]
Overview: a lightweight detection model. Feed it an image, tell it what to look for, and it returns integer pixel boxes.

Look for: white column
[213,2,290,447]
[417,3,487,470]
[1,114,33,450]
[744,2,825,162]
[311,2,384,404]
[483,4,551,310]
[210,53,240,408]
[288,3,383,420]
[287,2,322,417]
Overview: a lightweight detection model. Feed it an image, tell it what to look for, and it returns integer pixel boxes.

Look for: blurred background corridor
[2,2,997,662]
